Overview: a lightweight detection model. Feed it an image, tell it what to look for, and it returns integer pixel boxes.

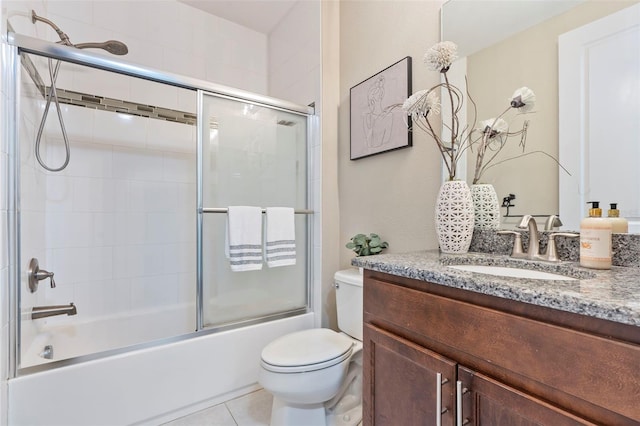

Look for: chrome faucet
[517,215,540,259]
[31,303,77,320]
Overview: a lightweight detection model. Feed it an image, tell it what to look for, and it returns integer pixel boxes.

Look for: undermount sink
[448,264,576,281]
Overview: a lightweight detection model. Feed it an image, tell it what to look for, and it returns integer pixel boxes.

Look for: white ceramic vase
[435,180,475,253]
[471,184,500,230]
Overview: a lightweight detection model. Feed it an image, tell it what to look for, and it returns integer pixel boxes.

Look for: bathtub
[9,311,314,425]
[20,303,198,369]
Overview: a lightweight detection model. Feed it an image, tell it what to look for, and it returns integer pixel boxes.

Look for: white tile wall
[18,83,197,333]
[5,0,269,98]
[268,0,321,106]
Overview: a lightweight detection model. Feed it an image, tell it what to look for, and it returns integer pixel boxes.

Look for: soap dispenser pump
[607,203,629,233]
[580,201,612,269]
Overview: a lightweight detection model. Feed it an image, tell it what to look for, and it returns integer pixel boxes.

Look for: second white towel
[226,206,263,272]
[264,207,296,267]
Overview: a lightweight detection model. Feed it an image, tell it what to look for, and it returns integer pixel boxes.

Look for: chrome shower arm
[30,10,129,55]
[31,10,72,46]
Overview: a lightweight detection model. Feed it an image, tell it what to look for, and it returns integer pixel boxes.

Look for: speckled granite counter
[352,251,640,327]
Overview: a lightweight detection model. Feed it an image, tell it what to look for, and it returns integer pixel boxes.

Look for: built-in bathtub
[20,304,197,369]
[4,31,319,426]
[9,312,314,425]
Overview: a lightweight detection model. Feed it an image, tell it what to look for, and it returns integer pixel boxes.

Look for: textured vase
[435,180,475,253]
[471,184,501,230]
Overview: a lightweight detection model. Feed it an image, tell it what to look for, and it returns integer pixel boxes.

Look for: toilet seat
[261,329,354,374]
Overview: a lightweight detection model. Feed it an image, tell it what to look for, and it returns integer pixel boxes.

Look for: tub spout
[32,303,77,320]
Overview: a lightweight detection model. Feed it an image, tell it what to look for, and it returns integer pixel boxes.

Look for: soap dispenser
[607,203,629,233]
[580,201,612,269]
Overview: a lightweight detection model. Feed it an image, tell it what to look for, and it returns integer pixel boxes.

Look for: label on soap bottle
[580,227,612,269]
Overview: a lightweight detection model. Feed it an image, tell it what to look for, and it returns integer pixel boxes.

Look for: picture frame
[350,56,412,160]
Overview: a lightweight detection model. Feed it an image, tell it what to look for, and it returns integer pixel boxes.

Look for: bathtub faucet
[31,303,77,320]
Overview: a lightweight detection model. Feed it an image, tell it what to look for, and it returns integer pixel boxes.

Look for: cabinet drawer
[364,277,640,423]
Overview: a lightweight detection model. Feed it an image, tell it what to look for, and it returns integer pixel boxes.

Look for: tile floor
[163,389,273,426]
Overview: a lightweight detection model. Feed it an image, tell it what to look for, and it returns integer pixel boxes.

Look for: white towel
[225,206,263,272]
[264,207,296,268]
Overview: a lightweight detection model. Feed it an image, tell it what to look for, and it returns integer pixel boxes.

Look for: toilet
[259,269,363,426]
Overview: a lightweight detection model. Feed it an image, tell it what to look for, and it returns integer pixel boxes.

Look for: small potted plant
[346,233,389,256]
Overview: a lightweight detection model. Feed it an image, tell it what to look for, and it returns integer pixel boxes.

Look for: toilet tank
[334,269,363,340]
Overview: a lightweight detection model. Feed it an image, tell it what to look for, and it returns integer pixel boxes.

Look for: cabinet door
[363,324,457,426]
[458,366,597,426]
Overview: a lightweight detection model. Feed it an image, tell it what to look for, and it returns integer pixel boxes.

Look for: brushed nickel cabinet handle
[436,373,449,426]
[456,380,470,426]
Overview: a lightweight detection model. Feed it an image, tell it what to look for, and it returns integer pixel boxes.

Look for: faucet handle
[542,232,579,262]
[549,232,579,238]
[35,269,55,288]
[497,230,524,257]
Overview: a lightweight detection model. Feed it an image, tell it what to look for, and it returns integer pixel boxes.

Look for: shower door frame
[195,90,315,331]
[6,33,316,377]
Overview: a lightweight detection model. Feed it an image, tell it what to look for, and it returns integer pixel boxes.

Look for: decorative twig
[401,41,547,183]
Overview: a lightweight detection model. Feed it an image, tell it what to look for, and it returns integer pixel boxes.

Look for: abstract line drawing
[350,57,412,160]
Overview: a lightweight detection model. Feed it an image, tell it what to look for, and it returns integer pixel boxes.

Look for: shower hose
[34,57,71,172]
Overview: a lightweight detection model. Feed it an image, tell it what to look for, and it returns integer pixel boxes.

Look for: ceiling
[178,0,298,34]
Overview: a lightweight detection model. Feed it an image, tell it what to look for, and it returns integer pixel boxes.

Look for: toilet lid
[261,329,354,373]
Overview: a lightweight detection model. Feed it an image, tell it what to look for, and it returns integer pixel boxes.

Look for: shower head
[73,41,129,56]
[31,10,129,56]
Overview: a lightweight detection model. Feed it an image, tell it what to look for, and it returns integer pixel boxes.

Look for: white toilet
[259,269,364,426]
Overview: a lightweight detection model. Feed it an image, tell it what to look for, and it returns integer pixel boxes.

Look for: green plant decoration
[345,233,389,256]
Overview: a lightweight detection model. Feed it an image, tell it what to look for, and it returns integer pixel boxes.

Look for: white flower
[424,41,458,72]
[510,87,536,112]
[479,117,508,138]
[402,89,440,118]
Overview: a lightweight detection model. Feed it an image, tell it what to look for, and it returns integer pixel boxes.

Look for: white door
[559,3,640,232]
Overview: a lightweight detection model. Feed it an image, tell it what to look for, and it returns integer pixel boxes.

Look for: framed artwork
[350,56,412,160]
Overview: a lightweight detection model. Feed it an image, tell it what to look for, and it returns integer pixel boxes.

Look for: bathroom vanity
[353,251,640,426]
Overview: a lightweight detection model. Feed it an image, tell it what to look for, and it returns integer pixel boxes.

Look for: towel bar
[201,208,314,214]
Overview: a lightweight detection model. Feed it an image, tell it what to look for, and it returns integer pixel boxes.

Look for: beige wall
[338,0,444,274]
[318,0,444,329]
[321,0,341,329]
[465,1,638,223]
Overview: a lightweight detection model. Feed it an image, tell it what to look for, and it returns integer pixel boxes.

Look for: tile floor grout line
[224,402,240,426]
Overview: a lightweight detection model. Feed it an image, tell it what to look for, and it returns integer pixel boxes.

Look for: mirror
[442,0,639,231]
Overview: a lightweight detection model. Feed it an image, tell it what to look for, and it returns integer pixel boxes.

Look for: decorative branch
[401,41,561,184]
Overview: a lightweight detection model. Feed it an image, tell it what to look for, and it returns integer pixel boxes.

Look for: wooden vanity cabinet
[362,270,640,426]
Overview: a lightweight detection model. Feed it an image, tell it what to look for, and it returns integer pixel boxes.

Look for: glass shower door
[17,51,198,369]
[199,92,310,328]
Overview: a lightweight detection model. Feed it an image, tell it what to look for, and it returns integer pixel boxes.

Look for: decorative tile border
[54,87,197,125]
[21,52,197,126]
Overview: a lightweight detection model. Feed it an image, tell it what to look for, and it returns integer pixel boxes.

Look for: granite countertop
[352,250,640,327]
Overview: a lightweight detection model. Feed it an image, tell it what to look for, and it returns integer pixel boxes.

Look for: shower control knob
[28,258,57,293]
[35,270,56,288]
